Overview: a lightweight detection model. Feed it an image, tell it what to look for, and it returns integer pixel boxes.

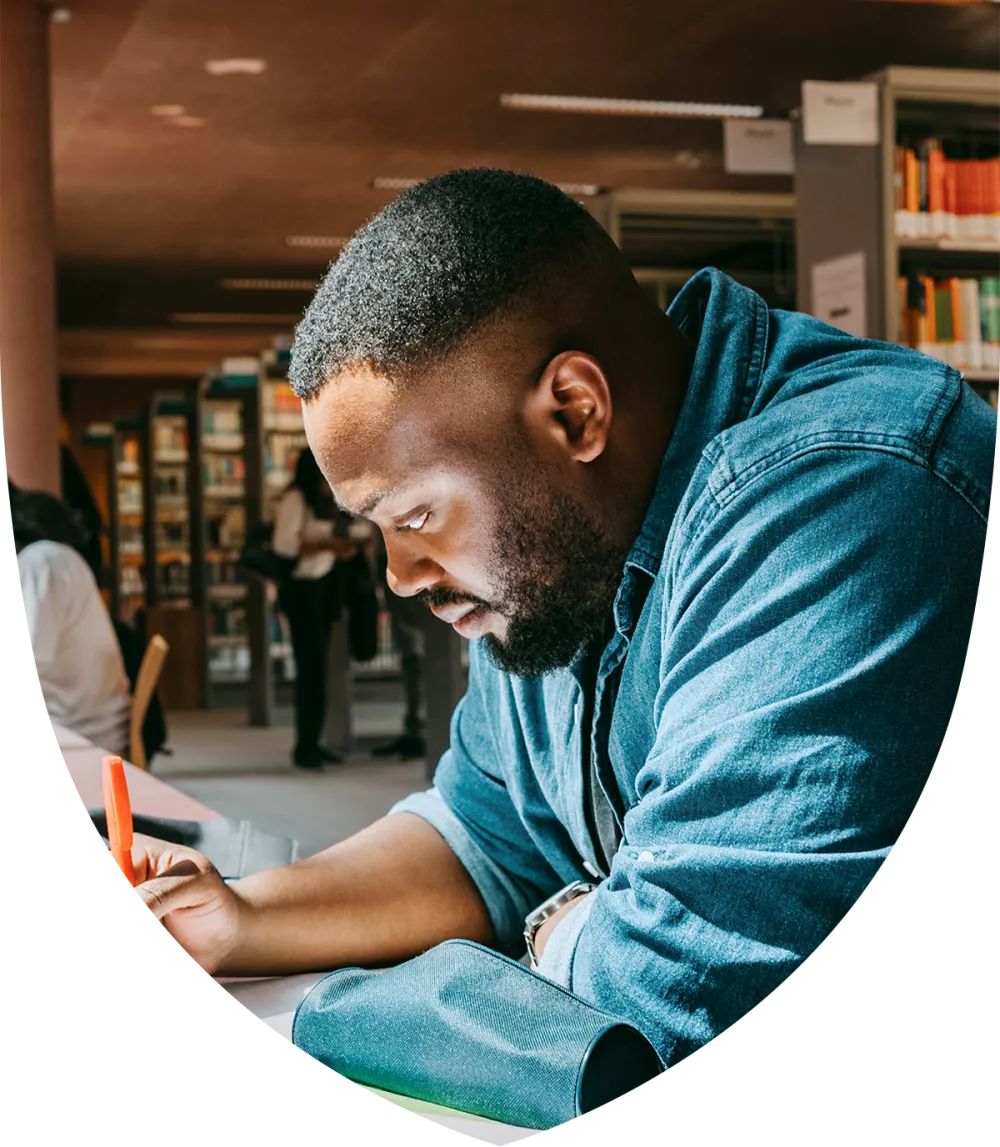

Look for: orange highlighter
[102,755,136,886]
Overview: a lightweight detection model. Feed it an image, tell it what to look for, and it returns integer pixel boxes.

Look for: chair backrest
[130,634,169,770]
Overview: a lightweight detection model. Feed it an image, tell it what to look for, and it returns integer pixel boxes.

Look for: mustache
[415,586,497,613]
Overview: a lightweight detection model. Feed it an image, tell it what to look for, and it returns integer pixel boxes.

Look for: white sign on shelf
[802,81,879,145]
[811,251,867,339]
[723,119,795,175]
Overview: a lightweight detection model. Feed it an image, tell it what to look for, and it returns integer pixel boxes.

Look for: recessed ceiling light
[50,8,72,23]
[205,58,267,76]
[285,235,347,248]
[171,312,299,325]
[500,92,764,120]
[171,115,207,128]
[221,278,318,291]
[151,104,186,117]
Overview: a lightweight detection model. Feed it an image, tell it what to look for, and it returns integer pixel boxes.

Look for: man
[135,171,993,1068]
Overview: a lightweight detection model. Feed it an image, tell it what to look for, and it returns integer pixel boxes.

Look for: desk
[56,720,534,1143]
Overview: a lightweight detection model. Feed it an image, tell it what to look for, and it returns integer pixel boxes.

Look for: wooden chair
[130,634,169,770]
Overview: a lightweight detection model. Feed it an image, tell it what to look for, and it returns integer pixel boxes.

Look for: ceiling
[51,0,999,376]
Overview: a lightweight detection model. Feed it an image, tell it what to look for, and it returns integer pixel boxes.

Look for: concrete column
[0,0,60,494]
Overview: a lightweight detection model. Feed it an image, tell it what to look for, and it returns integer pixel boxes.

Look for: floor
[153,683,429,857]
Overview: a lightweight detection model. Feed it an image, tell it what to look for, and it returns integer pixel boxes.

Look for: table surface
[56,719,532,1142]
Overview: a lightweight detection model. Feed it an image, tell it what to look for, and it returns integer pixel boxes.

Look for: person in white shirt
[272,448,356,769]
[12,489,131,754]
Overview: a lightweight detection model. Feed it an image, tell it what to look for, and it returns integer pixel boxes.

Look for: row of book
[116,476,143,516]
[264,429,308,492]
[202,401,243,443]
[153,415,189,460]
[898,275,1000,372]
[894,140,1000,242]
[202,453,246,494]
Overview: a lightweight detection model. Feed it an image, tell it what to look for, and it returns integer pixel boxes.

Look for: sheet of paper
[802,81,879,145]
[811,251,867,338]
[220,971,321,1017]
[723,119,795,174]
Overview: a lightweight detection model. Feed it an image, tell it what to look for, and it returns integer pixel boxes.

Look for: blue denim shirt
[391,268,995,1067]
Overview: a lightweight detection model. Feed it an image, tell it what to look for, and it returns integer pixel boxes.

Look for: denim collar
[612,269,770,637]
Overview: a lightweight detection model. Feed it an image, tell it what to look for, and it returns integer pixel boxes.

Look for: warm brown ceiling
[51,0,999,375]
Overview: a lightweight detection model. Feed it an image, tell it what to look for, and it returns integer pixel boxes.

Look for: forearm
[223,813,496,975]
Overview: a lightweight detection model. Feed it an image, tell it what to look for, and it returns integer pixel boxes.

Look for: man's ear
[523,351,612,464]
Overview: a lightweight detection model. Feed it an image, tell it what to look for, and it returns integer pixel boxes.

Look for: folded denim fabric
[88,809,299,879]
[292,939,663,1129]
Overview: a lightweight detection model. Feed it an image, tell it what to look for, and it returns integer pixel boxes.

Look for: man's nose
[385,545,442,599]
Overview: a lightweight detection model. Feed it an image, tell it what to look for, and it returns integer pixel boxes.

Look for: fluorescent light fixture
[500,92,764,119]
[556,182,603,196]
[285,235,347,248]
[205,58,267,76]
[171,115,206,128]
[221,278,318,291]
[373,177,422,191]
[151,104,185,117]
[171,313,299,325]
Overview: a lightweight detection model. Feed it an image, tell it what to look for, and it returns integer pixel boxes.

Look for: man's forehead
[302,368,438,513]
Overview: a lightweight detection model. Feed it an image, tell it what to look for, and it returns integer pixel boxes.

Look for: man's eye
[398,510,430,532]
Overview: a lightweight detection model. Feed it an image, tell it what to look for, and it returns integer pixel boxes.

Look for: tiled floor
[153,687,429,857]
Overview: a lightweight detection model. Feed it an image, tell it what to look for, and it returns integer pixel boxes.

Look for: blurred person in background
[11,486,131,755]
[372,543,427,760]
[272,447,357,769]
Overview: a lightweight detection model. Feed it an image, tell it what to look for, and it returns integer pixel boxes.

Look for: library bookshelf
[797,67,999,407]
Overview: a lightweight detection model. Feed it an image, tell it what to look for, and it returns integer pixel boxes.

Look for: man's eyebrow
[352,485,404,518]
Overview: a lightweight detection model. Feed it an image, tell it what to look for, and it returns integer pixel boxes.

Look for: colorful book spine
[895,141,1000,243]
[900,275,1000,374]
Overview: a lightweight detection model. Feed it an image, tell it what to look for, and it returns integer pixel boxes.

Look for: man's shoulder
[703,323,993,517]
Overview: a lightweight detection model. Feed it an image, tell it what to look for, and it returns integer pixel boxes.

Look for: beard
[420,459,630,678]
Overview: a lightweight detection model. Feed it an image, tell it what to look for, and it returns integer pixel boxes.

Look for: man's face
[303,359,628,677]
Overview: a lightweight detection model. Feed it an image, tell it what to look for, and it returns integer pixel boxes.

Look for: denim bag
[292,939,663,1129]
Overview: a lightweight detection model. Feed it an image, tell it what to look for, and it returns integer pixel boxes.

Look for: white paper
[811,251,867,339]
[802,81,879,145]
[723,119,795,174]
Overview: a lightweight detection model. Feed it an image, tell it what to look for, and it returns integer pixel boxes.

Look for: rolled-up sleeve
[389,645,565,954]
[564,448,987,1065]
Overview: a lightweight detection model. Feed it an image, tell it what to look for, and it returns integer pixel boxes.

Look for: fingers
[136,870,220,921]
[131,834,216,884]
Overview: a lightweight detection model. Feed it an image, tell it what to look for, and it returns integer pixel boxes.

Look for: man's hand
[533,891,592,962]
[133,835,246,975]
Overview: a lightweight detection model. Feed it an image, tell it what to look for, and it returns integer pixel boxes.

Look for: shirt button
[638,851,655,863]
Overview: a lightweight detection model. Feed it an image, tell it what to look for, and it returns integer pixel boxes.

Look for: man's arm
[135,812,495,976]
[136,641,562,975]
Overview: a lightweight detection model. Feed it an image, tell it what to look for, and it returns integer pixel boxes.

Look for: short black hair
[10,488,87,555]
[289,169,613,398]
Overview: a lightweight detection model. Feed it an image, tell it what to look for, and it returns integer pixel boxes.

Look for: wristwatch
[523,880,596,969]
